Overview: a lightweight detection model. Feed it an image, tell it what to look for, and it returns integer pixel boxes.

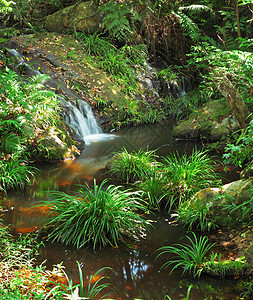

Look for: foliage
[223,119,253,167]
[135,167,169,210]
[0,0,14,14]
[157,232,214,278]
[59,263,112,300]
[0,222,112,299]
[107,147,159,183]
[100,1,135,42]
[0,68,75,191]
[163,149,221,206]
[188,42,253,118]
[0,157,37,192]
[203,253,248,278]
[40,179,149,249]
[241,279,253,299]
[76,31,148,108]
[177,194,217,231]
[163,88,208,120]
[0,68,73,163]
[220,196,253,227]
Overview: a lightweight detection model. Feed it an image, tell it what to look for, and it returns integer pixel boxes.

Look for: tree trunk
[212,69,250,129]
[235,0,241,39]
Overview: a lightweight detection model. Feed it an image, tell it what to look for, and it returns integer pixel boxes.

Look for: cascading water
[6,47,111,146]
[65,100,102,144]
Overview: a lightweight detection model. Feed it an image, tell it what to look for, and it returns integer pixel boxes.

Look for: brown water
[3,121,243,300]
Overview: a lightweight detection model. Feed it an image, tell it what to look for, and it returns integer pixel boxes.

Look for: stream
[2,121,243,300]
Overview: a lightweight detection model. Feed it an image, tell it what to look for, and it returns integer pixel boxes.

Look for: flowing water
[2,120,242,300]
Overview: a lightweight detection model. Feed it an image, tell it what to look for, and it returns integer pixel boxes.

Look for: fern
[179,4,214,16]
[100,2,133,42]
[174,11,200,41]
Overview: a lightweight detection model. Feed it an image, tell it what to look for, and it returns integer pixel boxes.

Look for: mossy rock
[32,132,80,162]
[203,256,248,277]
[172,100,240,141]
[45,1,102,34]
[185,179,253,228]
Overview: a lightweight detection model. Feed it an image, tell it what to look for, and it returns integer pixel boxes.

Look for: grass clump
[157,232,214,278]
[0,158,37,193]
[40,179,149,249]
[163,149,221,207]
[203,253,248,278]
[177,195,217,232]
[107,148,220,211]
[134,166,170,209]
[107,147,159,183]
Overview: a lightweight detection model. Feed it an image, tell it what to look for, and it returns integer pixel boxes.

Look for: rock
[244,243,253,271]
[172,100,240,141]
[184,179,253,227]
[241,161,253,179]
[45,1,102,34]
[220,179,253,205]
[35,130,80,161]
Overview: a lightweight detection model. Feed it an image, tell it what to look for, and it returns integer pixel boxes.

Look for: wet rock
[45,1,102,34]
[172,100,240,141]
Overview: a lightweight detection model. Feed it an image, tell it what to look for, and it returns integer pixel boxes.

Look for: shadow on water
[2,121,243,300]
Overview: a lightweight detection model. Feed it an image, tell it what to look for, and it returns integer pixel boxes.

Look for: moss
[203,256,248,277]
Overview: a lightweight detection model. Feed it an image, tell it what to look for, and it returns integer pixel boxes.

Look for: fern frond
[174,12,200,41]
[179,5,214,16]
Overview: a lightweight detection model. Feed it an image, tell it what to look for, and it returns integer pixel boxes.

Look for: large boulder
[183,179,253,227]
[172,100,240,141]
[45,1,102,34]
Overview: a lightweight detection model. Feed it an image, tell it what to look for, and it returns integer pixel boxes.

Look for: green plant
[203,253,248,278]
[157,232,214,278]
[135,166,169,209]
[100,1,135,42]
[220,196,253,227]
[163,149,220,206]
[0,68,74,163]
[107,147,159,183]
[0,158,37,192]
[223,119,253,167]
[40,179,149,249]
[60,263,112,300]
[241,279,253,299]
[177,195,217,231]
[165,285,193,300]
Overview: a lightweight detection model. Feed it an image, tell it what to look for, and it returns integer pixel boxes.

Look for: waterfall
[6,46,113,147]
[65,100,102,143]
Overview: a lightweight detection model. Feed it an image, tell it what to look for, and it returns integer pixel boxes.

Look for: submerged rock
[45,1,102,34]
[172,100,240,141]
